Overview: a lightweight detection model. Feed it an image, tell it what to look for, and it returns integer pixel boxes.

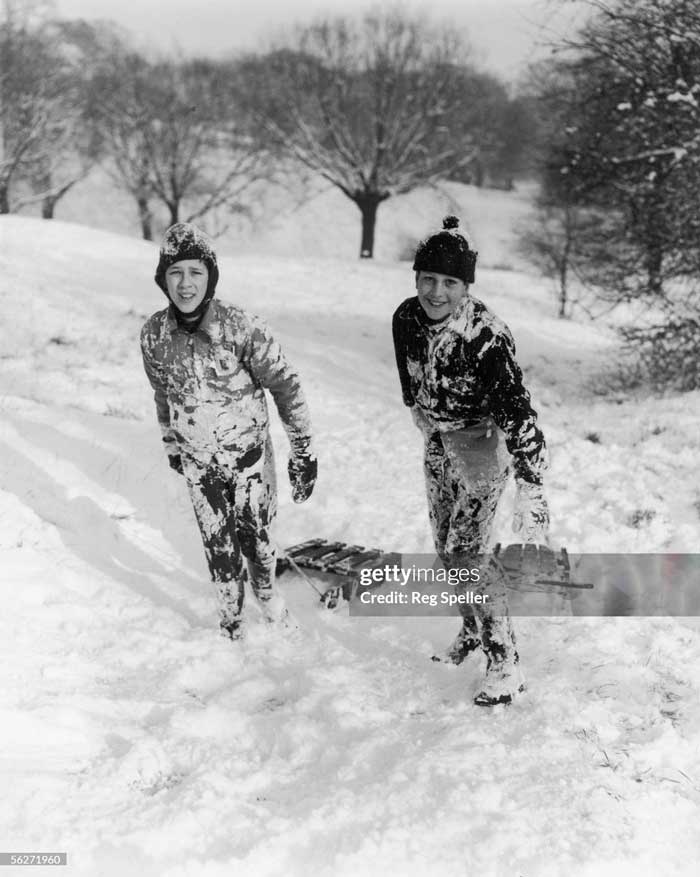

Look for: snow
[1,192,699,877]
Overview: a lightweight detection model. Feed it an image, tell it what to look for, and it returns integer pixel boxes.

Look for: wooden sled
[276,538,399,608]
[277,539,593,608]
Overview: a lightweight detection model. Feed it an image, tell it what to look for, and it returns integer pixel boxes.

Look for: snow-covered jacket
[141,300,312,464]
[392,295,546,485]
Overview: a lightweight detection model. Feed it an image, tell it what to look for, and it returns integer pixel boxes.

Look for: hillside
[33,166,536,267]
[1,207,699,877]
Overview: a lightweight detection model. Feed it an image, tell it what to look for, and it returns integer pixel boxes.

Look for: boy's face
[165,259,209,312]
[415,271,468,321]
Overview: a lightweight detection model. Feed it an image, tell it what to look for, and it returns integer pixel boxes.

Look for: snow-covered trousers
[183,439,277,626]
[423,423,509,563]
[423,424,518,664]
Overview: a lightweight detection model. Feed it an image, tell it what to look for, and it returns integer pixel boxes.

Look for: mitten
[168,453,184,476]
[288,452,318,503]
[512,481,549,543]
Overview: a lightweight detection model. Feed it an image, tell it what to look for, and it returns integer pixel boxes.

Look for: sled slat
[300,541,348,561]
[287,538,327,558]
[321,545,366,564]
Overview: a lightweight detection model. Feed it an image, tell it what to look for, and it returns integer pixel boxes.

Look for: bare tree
[242,10,482,258]
[88,48,157,239]
[28,19,120,219]
[0,2,55,213]
[25,71,94,218]
[520,202,579,318]
[0,3,98,216]
[142,59,265,227]
[517,61,596,318]
[89,52,265,239]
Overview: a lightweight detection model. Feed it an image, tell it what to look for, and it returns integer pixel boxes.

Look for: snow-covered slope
[1,213,699,877]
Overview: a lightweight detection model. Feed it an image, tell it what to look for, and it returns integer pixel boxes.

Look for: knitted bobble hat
[154,222,220,310]
[413,215,478,284]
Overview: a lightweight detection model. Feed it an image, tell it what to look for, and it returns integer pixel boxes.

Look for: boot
[219,618,244,641]
[473,613,525,706]
[432,615,481,665]
[473,653,525,706]
[214,577,245,641]
[258,593,290,627]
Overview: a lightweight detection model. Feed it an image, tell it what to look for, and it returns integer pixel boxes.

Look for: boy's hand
[168,453,184,476]
[512,481,550,543]
[288,452,318,503]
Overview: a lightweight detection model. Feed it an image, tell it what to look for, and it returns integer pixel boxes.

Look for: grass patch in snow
[627,508,657,528]
[104,405,141,421]
[48,335,75,346]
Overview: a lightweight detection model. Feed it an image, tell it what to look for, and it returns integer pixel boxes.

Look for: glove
[512,481,550,543]
[288,452,318,503]
[168,453,184,476]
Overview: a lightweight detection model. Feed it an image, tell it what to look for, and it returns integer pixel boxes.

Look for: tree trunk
[473,158,485,188]
[0,182,10,214]
[645,237,663,297]
[558,206,573,318]
[40,177,81,220]
[647,255,663,297]
[558,261,568,318]
[137,196,153,241]
[168,201,180,226]
[355,193,383,259]
[643,192,664,297]
[42,197,56,219]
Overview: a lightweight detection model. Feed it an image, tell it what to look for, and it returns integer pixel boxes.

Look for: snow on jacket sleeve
[241,315,313,455]
[392,303,416,408]
[140,323,177,449]
[475,327,547,485]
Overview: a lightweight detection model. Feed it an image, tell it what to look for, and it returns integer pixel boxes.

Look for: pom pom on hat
[413,215,478,284]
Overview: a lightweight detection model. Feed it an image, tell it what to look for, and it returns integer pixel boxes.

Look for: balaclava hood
[155,223,219,328]
[413,215,478,284]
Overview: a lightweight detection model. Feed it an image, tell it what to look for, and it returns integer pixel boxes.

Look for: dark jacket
[392,295,546,485]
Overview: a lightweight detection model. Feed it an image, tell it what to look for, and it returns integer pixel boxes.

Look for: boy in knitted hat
[141,223,317,640]
[392,216,549,705]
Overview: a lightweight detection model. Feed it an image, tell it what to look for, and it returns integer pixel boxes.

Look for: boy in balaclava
[141,223,316,640]
[392,216,549,705]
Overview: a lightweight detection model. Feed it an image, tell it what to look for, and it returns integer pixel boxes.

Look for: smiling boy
[140,223,317,640]
[392,216,549,705]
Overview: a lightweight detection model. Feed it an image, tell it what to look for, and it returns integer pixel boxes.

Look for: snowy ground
[1,206,699,877]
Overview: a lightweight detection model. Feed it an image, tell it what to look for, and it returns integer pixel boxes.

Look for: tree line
[0,2,535,257]
[523,0,700,390]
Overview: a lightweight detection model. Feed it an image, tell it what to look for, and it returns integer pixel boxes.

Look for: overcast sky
[52,0,584,84]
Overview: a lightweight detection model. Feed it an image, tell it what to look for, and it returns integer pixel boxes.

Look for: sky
[52,0,584,84]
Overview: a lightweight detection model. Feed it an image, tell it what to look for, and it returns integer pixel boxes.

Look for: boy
[141,223,317,640]
[392,216,549,705]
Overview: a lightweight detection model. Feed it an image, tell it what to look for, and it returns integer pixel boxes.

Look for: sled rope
[277,544,325,597]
